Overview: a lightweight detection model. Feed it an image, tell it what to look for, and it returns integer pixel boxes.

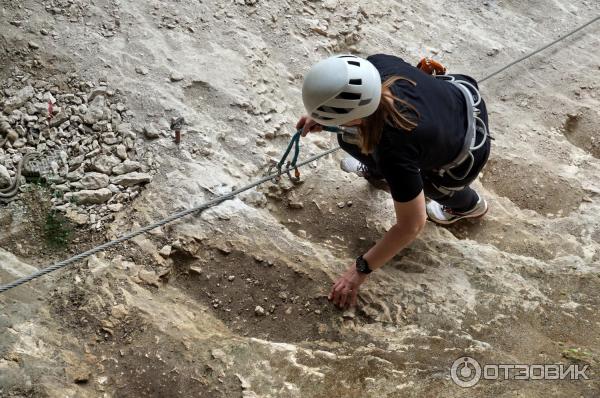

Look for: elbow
[396,216,426,238]
[413,217,427,237]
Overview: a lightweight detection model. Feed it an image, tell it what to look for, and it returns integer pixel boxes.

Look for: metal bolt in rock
[171,116,185,144]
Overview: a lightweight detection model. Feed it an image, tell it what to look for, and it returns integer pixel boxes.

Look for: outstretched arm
[364,191,427,270]
[329,191,427,308]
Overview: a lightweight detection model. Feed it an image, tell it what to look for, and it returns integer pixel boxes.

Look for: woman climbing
[296,54,491,308]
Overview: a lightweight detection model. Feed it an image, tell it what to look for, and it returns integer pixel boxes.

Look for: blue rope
[277,130,301,170]
[276,126,340,171]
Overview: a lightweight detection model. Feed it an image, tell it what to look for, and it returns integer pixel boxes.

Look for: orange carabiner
[416,58,447,75]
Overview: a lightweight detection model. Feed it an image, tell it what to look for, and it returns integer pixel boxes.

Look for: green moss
[28,175,49,187]
[44,210,72,249]
[561,347,594,364]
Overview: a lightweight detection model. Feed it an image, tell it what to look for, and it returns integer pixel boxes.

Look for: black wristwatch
[355,255,372,274]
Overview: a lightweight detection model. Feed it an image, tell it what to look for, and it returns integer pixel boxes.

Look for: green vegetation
[44,209,72,249]
[27,175,49,187]
[561,347,595,364]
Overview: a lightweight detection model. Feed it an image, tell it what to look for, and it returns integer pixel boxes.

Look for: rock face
[112,160,141,175]
[110,172,152,187]
[4,85,35,112]
[92,155,121,175]
[143,124,160,139]
[0,165,11,188]
[77,172,109,190]
[2,1,600,398]
[64,188,113,204]
[0,71,161,232]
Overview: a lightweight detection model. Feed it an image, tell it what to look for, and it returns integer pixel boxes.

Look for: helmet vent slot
[312,112,334,121]
[347,60,360,67]
[318,106,351,114]
[349,78,362,85]
[358,98,372,106]
[336,92,361,100]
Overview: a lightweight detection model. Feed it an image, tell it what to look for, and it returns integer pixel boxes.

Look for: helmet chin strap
[341,120,363,128]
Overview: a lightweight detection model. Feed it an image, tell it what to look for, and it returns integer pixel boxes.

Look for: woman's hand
[296,115,323,137]
[328,264,368,309]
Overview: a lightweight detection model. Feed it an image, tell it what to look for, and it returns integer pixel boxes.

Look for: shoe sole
[427,203,489,226]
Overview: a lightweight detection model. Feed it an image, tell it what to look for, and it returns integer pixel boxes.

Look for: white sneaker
[340,157,368,177]
[426,193,488,225]
[340,156,390,191]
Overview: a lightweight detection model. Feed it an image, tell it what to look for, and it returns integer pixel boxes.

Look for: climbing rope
[0,147,340,293]
[479,15,599,83]
[0,152,41,202]
[0,14,598,294]
[267,130,303,183]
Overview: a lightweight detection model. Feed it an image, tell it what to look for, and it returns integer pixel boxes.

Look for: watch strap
[355,255,372,274]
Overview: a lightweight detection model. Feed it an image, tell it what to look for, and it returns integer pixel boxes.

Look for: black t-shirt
[367,54,477,202]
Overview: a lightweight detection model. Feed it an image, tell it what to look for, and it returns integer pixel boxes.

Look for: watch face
[356,257,371,273]
[358,261,367,272]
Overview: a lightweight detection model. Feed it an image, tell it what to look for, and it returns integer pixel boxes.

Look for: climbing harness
[432,75,488,181]
[417,58,489,186]
[1,15,598,294]
[416,54,488,183]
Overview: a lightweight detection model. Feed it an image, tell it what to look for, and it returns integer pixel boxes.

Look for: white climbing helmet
[302,55,382,126]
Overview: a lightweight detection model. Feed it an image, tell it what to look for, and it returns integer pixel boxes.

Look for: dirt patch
[562,107,600,158]
[263,180,387,258]
[104,340,240,398]
[48,272,239,397]
[481,157,583,216]
[170,244,371,344]
[97,321,243,398]
[0,185,109,271]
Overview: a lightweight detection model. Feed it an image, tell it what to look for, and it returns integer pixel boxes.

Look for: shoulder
[367,54,432,92]
[367,53,407,64]
[367,54,414,77]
